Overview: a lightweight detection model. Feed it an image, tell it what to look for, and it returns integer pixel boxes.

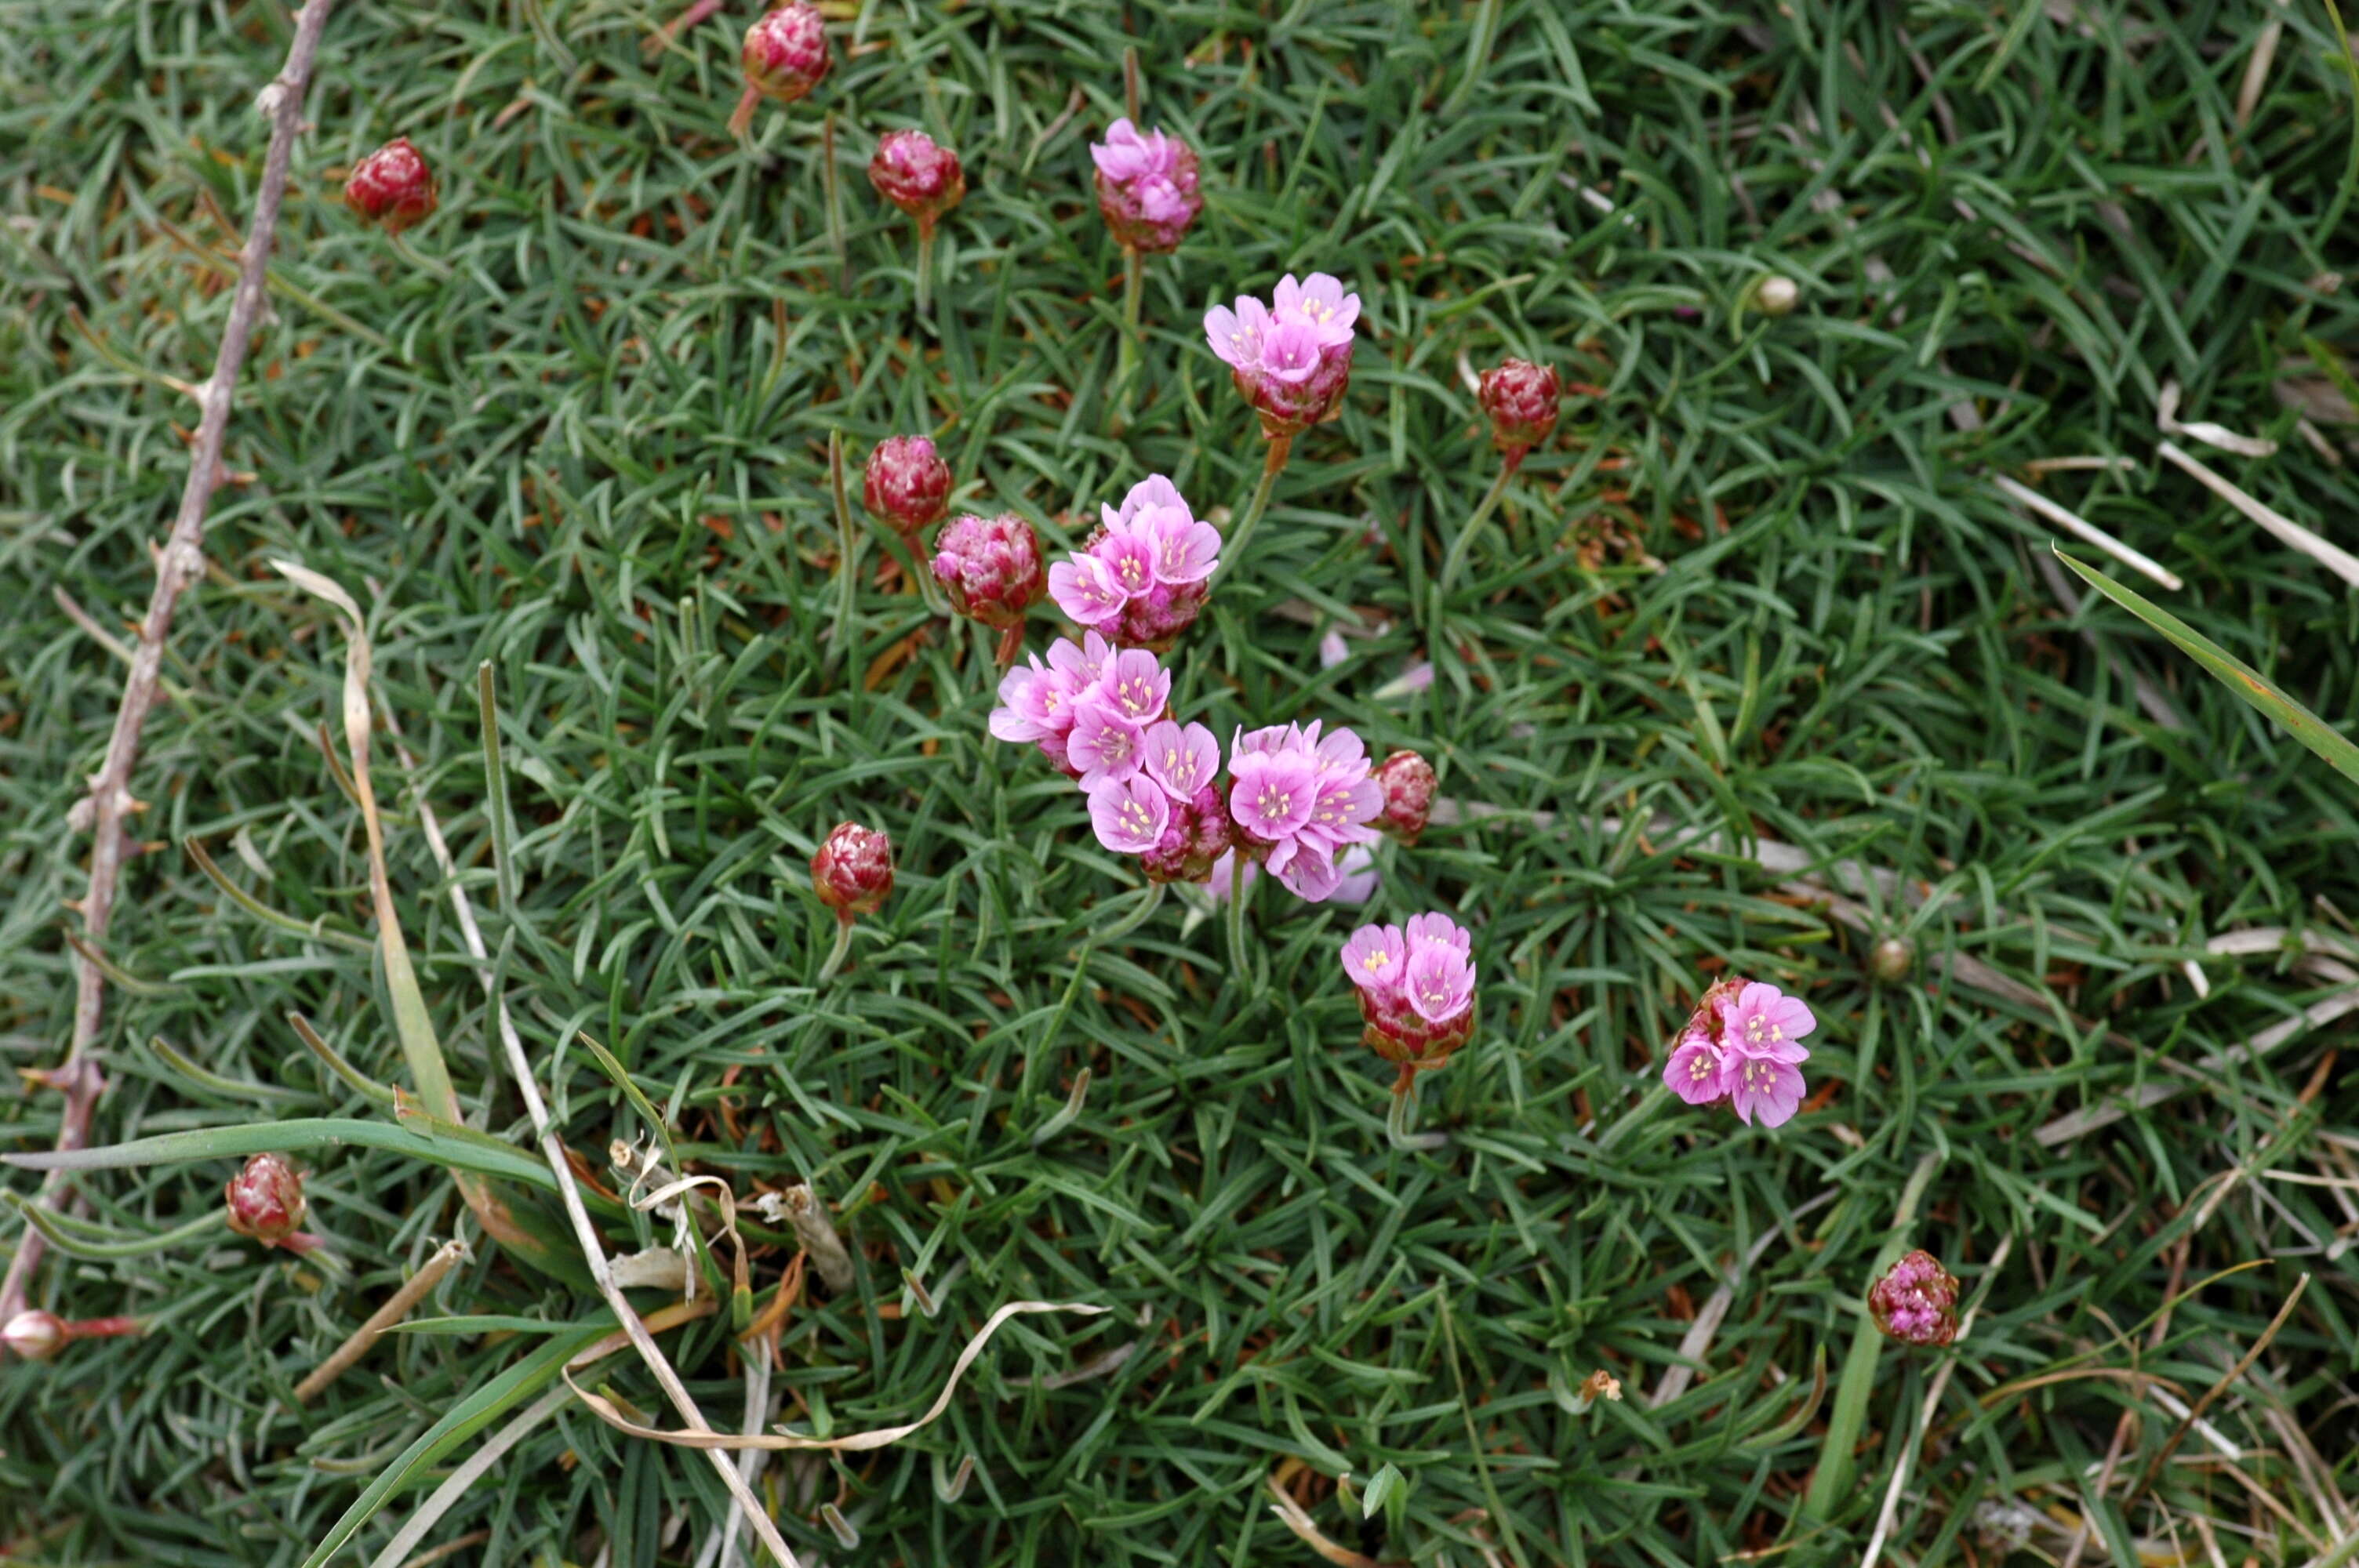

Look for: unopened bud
[869,130,965,238]
[1867,935,1915,985]
[344,137,438,234]
[1372,750,1435,847]
[863,435,952,537]
[812,822,893,922]
[1754,274,1801,317]
[932,513,1045,661]
[730,3,831,136]
[1477,358,1561,470]
[225,1151,307,1245]
[2,1309,65,1363]
[1868,1249,1960,1347]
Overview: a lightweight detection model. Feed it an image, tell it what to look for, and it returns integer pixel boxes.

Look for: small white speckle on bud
[1755,275,1801,317]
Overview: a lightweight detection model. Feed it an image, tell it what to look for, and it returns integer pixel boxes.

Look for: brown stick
[0,0,339,1351]
[294,1239,469,1403]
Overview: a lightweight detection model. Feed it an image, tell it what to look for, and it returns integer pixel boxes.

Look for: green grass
[6,1,2359,1564]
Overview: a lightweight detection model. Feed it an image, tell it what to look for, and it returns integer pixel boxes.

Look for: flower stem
[1224,866,1253,991]
[1097,881,1166,943]
[64,1316,144,1344]
[1123,45,1141,124]
[994,622,1025,666]
[823,111,847,292]
[1387,1076,1452,1152]
[914,227,936,324]
[1112,246,1144,430]
[816,916,857,983]
[1438,456,1518,592]
[828,431,858,670]
[1216,436,1292,583]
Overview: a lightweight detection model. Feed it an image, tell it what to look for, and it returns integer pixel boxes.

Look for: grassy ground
[6,1,2359,1564]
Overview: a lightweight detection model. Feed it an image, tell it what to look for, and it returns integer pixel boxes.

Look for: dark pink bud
[1139,785,1234,885]
[932,513,1045,658]
[812,822,893,921]
[1867,1250,1960,1347]
[1372,750,1435,846]
[344,138,437,234]
[869,130,965,238]
[863,436,952,536]
[1478,358,1561,470]
[731,3,831,135]
[1090,118,1202,254]
[226,1152,307,1245]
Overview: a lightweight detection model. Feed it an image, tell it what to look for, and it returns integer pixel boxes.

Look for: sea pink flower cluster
[1867,1250,1961,1347]
[869,129,965,238]
[1090,118,1202,253]
[1045,476,1222,650]
[1204,274,1361,437]
[1341,913,1478,1070]
[730,2,831,136]
[1227,720,1384,901]
[1662,977,1816,1127]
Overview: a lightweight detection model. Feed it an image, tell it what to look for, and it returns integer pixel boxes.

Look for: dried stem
[295,1238,468,1403]
[0,0,337,1351]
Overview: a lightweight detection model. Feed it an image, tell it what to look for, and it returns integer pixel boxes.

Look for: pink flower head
[1211,844,1376,904]
[988,654,1073,743]
[869,129,965,238]
[1142,720,1219,800]
[1663,975,1816,1127]
[1725,1051,1807,1127]
[1348,912,1477,1069]
[1090,118,1202,252]
[863,435,952,535]
[1087,774,1172,855]
[1867,1250,1961,1348]
[1721,981,1816,1064]
[345,137,438,234]
[1097,648,1171,725]
[1478,358,1561,471]
[1096,528,1158,599]
[731,2,831,136]
[812,822,892,922]
[932,513,1045,652]
[1049,552,1129,629]
[1103,476,1221,586]
[225,1152,307,1245]
[1066,696,1145,786]
[1227,746,1319,844]
[1205,274,1360,438]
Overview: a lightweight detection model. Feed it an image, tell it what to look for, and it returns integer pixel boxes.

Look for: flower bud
[1867,935,1915,985]
[812,822,892,922]
[344,137,437,235]
[225,1152,307,1245]
[1372,750,1435,846]
[730,2,831,136]
[2,1309,65,1363]
[1754,274,1801,317]
[869,130,965,238]
[1478,358,1560,471]
[932,513,1045,660]
[863,435,952,537]
[1090,118,1203,254]
[1139,784,1234,885]
[1867,1249,1960,1347]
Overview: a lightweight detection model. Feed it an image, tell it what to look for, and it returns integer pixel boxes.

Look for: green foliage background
[4,1,2358,1563]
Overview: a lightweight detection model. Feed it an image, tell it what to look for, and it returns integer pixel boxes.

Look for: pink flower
[1204,273,1361,438]
[1103,476,1221,585]
[868,129,965,237]
[1090,118,1202,252]
[1223,720,1383,902]
[1049,553,1129,629]
[1725,1051,1807,1127]
[1721,981,1816,1063]
[1662,976,1816,1127]
[1066,697,1145,786]
[730,2,831,136]
[1227,747,1318,842]
[1209,844,1376,904]
[1662,1028,1726,1107]
[1096,648,1171,725]
[1139,784,1234,884]
[1142,720,1218,800]
[1087,775,1171,854]
[1346,912,1477,1069]
[987,631,1120,776]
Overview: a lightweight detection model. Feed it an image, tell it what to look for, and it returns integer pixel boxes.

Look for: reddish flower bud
[812,822,892,922]
[344,137,438,235]
[2,1309,65,1363]
[1090,118,1202,254]
[1478,358,1560,471]
[730,2,831,136]
[868,130,965,238]
[1138,784,1234,886]
[226,1152,307,1245]
[932,513,1045,661]
[1372,750,1435,846]
[1868,1250,1961,1347]
[863,435,952,537]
